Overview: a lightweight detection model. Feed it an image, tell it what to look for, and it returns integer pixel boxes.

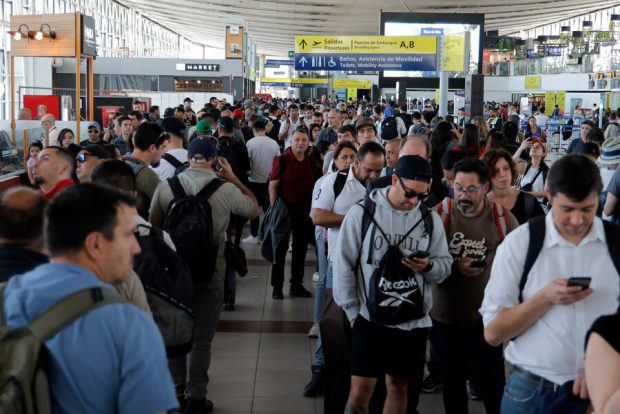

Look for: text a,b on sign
[294,36,437,71]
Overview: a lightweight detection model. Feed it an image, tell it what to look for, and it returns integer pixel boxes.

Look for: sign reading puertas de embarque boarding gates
[294,36,437,71]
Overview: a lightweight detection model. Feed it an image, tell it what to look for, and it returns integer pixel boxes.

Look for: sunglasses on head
[76,153,95,163]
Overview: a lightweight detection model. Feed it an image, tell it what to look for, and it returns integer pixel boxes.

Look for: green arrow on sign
[288,50,294,58]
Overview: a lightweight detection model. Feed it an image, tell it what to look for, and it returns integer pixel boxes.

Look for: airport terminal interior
[2,1,620,414]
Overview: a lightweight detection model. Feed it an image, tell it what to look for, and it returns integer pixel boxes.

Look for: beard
[456,199,475,214]
[34,175,44,186]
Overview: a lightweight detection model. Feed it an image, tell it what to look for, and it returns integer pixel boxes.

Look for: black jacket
[0,245,48,283]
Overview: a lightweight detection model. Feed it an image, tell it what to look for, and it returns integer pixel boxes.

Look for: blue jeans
[500,371,554,414]
[313,262,334,366]
[312,227,328,324]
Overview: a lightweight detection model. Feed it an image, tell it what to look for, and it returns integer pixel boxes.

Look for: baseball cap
[87,121,101,130]
[183,97,194,103]
[81,144,111,160]
[394,155,432,183]
[195,120,213,134]
[243,99,254,109]
[161,117,187,137]
[355,117,375,130]
[217,116,234,131]
[384,106,394,117]
[188,137,217,160]
[232,108,245,118]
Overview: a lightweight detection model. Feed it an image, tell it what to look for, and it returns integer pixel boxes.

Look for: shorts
[350,316,427,380]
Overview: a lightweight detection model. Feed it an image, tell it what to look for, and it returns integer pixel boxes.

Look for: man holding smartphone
[431,158,518,414]
[481,155,620,413]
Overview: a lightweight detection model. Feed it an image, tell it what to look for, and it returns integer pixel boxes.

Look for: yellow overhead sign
[294,36,437,54]
[443,33,466,72]
[333,79,371,89]
[525,75,541,90]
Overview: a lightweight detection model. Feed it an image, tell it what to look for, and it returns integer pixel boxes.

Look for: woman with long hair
[454,124,482,157]
[430,121,456,178]
[524,116,547,142]
[57,128,75,149]
[484,149,544,224]
[471,116,490,147]
[517,141,549,203]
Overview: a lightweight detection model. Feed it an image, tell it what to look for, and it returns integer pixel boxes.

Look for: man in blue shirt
[2,183,177,414]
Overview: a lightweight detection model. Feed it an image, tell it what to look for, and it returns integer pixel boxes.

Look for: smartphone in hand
[407,250,430,260]
[567,277,592,290]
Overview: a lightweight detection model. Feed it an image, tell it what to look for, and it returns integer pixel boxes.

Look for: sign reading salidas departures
[294,35,437,71]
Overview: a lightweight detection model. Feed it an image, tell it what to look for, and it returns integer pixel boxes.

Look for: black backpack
[163,176,225,284]
[357,197,434,325]
[132,224,194,358]
[162,153,189,176]
[380,117,399,140]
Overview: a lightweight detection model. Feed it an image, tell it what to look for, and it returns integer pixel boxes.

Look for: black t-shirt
[510,191,545,225]
[587,313,620,353]
[80,139,104,147]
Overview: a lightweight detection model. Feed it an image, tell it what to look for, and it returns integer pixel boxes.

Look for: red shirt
[41,178,74,200]
[268,148,316,214]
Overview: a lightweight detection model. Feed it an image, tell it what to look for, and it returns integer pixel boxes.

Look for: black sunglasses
[76,153,95,163]
[398,176,429,199]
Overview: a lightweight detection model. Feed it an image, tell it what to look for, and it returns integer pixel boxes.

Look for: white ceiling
[118,0,620,57]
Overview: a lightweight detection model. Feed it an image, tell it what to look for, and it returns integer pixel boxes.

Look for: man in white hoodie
[334,155,453,414]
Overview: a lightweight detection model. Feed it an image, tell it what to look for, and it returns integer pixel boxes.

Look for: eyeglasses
[398,177,429,199]
[88,128,98,133]
[76,153,95,163]
[453,184,483,195]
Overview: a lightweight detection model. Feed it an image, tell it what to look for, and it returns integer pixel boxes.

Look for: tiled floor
[208,242,486,414]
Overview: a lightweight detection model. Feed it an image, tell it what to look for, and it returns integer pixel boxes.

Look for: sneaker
[421,373,443,393]
[272,288,284,300]
[185,397,213,414]
[308,323,320,338]
[289,285,312,298]
[223,303,235,311]
[176,395,186,413]
[467,380,483,401]
[312,272,320,283]
[242,235,260,244]
[303,365,325,397]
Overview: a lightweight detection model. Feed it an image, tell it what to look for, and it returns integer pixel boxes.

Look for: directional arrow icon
[299,39,308,49]
[312,41,322,46]
[299,56,308,67]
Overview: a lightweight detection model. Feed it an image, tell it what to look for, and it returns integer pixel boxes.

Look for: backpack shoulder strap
[333,168,349,200]
[28,287,124,341]
[523,192,536,219]
[196,178,226,200]
[492,202,508,240]
[437,198,451,229]
[360,197,376,244]
[0,283,7,326]
[602,221,620,279]
[167,176,188,202]
[162,153,183,168]
[519,216,546,302]
[125,158,147,176]
[420,202,434,246]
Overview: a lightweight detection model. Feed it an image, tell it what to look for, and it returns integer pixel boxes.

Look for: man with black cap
[333,155,453,414]
[355,117,382,145]
[216,116,250,184]
[76,144,111,183]
[183,97,197,126]
[81,121,104,146]
[149,137,258,414]
[153,117,188,180]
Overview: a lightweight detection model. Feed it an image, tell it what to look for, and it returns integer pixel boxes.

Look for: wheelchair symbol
[328,57,337,68]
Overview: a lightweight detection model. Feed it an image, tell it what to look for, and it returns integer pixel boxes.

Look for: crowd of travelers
[2,93,620,414]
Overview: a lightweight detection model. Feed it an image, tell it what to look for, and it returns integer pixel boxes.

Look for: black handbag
[225,241,248,277]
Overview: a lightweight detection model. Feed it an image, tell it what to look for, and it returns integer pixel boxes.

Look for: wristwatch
[423,260,434,273]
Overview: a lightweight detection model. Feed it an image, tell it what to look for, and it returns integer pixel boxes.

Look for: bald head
[400,135,431,161]
[0,186,47,246]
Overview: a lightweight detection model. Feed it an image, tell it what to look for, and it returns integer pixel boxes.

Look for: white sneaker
[308,323,320,338]
[242,235,260,244]
[312,272,320,283]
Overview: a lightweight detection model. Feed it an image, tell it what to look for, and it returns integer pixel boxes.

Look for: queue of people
[2,95,620,414]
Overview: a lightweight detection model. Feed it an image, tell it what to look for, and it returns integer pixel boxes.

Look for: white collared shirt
[480,213,620,385]
[312,167,366,259]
